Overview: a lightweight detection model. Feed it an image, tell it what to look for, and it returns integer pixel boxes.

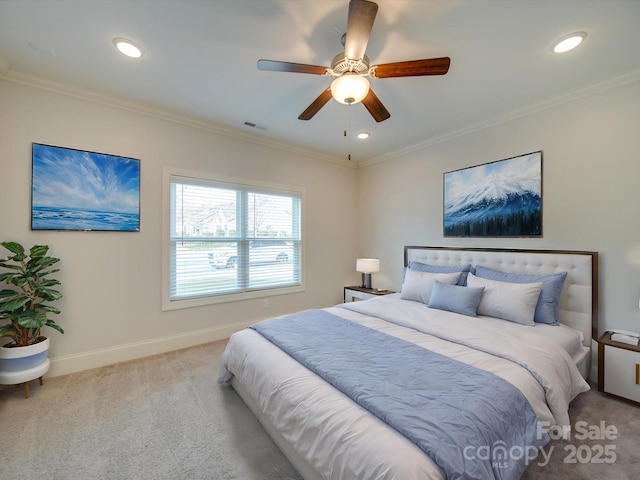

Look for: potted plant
[0,241,64,397]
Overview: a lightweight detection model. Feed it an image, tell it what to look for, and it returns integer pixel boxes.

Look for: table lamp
[356,258,380,289]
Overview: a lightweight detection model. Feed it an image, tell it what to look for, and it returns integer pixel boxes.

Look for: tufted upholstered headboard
[404,246,598,348]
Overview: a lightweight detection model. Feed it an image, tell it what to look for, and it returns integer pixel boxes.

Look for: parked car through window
[208,240,293,269]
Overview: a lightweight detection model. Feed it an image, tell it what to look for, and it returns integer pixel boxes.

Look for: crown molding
[2,70,355,169]
[359,68,640,168]
[4,67,639,170]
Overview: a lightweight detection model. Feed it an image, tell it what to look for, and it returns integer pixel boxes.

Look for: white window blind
[168,174,302,304]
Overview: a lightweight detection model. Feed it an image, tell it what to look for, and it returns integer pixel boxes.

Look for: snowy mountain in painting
[444,166,541,236]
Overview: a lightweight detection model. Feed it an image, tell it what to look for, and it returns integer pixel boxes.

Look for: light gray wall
[0,79,360,375]
[357,79,640,336]
[3,76,639,377]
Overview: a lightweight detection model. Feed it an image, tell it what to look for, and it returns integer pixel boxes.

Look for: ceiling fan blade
[344,0,378,61]
[372,57,451,78]
[258,59,329,75]
[361,88,390,122]
[298,88,333,121]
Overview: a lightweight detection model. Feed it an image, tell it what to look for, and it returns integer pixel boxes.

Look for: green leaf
[45,319,64,335]
[27,256,60,274]
[0,296,30,312]
[1,242,25,256]
[0,289,20,300]
[9,276,29,287]
[36,288,63,301]
[0,264,23,273]
[0,262,22,282]
[16,310,47,329]
[29,245,49,258]
[7,253,26,262]
[38,305,61,315]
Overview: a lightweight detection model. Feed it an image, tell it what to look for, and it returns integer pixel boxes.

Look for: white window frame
[162,167,305,311]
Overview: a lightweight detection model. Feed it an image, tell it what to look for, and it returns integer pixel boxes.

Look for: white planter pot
[0,337,50,385]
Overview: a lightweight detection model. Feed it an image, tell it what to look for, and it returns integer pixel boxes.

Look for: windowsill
[162,283,305,311]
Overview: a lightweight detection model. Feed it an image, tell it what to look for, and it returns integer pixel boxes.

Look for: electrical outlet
[262,299,269,308]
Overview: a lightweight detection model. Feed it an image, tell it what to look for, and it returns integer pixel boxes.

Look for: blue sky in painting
[444,152,541,214]
[32,144,140,214]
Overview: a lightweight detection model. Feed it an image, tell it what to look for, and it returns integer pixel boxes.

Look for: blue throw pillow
[409,261,473,286]
[428,280,485,317]
[473,265,568,325]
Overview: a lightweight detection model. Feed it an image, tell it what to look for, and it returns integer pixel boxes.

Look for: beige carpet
[0,340,301,480]
[1,339,638,479]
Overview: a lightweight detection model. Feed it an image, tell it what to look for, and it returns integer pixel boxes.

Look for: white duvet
[219,295,590,480]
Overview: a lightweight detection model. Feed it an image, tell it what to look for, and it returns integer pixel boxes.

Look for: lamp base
[361,273,372,289]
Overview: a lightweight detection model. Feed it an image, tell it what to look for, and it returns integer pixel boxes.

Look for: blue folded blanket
[251,309,549,480]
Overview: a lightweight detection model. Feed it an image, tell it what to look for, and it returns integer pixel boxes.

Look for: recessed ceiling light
[113,38,144,58]
[356,132,370,140]
[551,32,587,54]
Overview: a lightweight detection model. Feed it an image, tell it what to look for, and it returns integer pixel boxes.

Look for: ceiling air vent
[243,121,267,131]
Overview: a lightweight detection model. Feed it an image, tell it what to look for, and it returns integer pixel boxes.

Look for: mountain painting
[32,143,140,231]
[444,151,542,237]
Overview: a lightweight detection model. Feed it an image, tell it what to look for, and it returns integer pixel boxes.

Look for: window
[163,169,304,310]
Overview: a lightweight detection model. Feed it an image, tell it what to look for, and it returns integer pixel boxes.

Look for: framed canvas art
[31,143,140,231]
[443,151,542,237]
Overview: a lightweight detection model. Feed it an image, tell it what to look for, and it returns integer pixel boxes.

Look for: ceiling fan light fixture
[331,73,370,105]
[551,32,587,53]
[113,37,144,58]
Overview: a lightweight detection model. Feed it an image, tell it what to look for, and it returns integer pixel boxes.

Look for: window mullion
[237,190,249,290]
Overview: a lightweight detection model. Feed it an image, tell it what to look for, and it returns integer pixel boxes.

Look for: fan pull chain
[345,104,352,161]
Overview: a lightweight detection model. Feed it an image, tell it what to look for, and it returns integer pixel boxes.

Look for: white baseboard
[47,321,252,378]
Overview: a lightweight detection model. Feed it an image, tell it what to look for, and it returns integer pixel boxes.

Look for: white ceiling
[1,0,639,165]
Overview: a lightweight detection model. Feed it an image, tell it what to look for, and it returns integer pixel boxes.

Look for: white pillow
[400,270,461,305]
[466,272,543,326]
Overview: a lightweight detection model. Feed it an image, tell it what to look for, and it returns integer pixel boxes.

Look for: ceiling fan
[257,0,450,123]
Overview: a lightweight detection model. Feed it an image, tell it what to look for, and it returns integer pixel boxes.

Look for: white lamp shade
[356,258,380,273]
[331,73,370,105]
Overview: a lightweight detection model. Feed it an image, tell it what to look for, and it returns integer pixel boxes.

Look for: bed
[218,246,598,480]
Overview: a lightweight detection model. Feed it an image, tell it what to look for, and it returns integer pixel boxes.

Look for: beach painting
[443,151,542,237]
[32,143,140,231]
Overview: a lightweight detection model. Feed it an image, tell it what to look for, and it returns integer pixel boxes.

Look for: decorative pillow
[474,265,568,325]
[400,270,461,305]
[466,273,543,326]
[428,281,485,317]
[408,261,473,286]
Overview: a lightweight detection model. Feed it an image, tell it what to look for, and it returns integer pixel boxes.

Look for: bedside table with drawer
[598,331,640,404]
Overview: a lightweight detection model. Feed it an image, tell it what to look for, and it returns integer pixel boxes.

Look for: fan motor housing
[331,53,369,75]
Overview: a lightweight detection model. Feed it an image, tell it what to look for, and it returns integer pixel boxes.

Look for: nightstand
[598,331,640,404]
[344,286,394,303]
